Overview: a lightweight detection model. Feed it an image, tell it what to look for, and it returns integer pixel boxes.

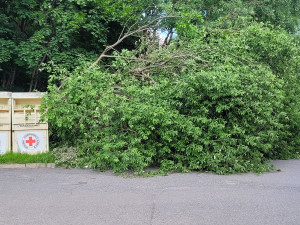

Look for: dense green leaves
[0,0,145,91]
[2,1,300,174]
[43,21,300,174]
[1,0,300,91]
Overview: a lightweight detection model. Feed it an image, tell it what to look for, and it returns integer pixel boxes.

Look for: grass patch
[0,152,55,164]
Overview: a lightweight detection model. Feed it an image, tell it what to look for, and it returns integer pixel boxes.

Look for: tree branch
[88,15,178,70]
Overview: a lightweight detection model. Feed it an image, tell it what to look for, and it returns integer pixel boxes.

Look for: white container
[0,92,12,154]
[12,93,49,154]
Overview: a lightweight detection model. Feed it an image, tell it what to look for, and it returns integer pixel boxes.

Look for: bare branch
[88,15,179,70]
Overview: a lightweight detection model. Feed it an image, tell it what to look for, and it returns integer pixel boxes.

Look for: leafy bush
[42,22,300,174]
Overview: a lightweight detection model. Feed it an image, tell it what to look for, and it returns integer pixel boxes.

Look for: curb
[0,163,55,169]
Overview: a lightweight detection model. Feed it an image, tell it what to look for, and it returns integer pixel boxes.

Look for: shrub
[52,146,82,168]
[42,22,300,174]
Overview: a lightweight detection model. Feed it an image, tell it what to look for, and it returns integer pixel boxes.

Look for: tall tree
[0,0,147,91]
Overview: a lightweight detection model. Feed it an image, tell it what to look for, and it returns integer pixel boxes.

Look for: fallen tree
[42,17,300,174]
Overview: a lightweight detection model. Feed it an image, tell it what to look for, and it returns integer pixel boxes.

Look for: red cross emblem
[22,133,40,150]
[26,136,36,146]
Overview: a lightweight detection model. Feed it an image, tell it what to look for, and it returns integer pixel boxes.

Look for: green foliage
[0,0,146,91]
[199,0,300,33]
[43,21,300,174]
[22,104,35,121]
[1,0,299,91]
[2,1,299,174]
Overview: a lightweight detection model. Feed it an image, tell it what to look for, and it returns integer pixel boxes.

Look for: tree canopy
[1,0,299,91]
[0,0,148,91]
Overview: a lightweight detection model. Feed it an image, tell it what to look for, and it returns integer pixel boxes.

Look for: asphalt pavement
[0,160,299,225]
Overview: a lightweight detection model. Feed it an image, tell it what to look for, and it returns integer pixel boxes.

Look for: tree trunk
[163,28,173,47]
[29,54,46,92]
[33,75,39,91]
[29,67,38,92]
[8,68,16,90]
[2,74,6,89]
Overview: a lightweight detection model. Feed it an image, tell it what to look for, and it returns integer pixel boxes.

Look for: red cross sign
[26,136,36,146]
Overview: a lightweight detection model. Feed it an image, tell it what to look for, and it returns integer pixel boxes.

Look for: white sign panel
[17,132,45,153]
[0,133,7,154]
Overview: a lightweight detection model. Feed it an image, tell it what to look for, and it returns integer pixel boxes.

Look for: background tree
[1,0,300,91]
[0,0,148,91]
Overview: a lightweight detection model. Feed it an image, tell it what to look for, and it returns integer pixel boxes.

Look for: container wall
[12,93,49,154]
[0,92,12,154]
[0,131,11,154]
[12,130,48,154]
